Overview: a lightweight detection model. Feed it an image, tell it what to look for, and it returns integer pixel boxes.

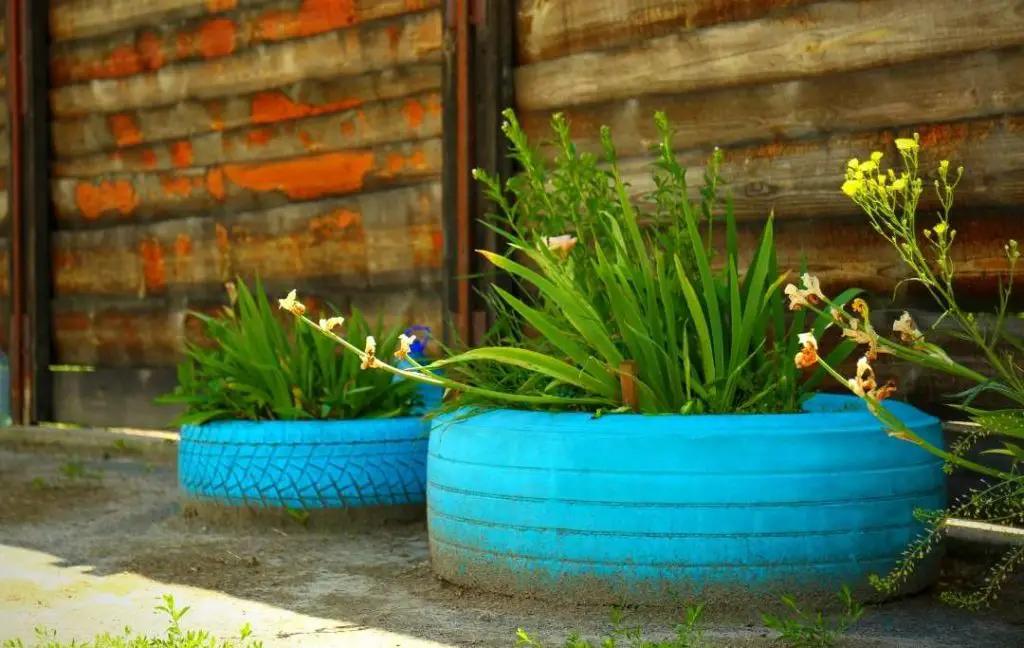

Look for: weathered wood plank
[517,0,818,65]
[614,115,1024,223]
[52,63,441,157]
[55,90,442,176]
[52,138,442,223]
[51,9,443,116]
[52,0,441,85]
[52,367,181,429]
[522,48,1024,160]
[50,0,276,43]
[51,288,443,367]
[516,0,1024,112]
[53,183,442,298]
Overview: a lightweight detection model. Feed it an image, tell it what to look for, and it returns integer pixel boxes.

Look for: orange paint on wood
[207,0,238,11]
[386,25,402,53]
[207,168,227,200]
[139,239,166,292]
[141,149,159,169]
[221,152,375,200]
[197,18,238,58]
[108,113,143,147]
[250,91,363,125]
[298,130,322,151]
[137,31,166,70]
[403,99,425,129]
[74,180,140,220]
[215,223,230,250]
[255,0,356,41]
[174,234,194,256]
[244,128,275,146]
[170,141,194,168]
[161,175,196,197]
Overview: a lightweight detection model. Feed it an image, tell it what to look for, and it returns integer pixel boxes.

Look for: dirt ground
[1,444,1022,647]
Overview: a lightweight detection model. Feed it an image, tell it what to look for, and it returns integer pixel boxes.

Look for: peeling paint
[403,99,425,129]
[250,91,362,125]
[75,180,140,220]
[161,175,196,198]
[141,149,159,169]
[170,141,195,168]
[207,168,227,201]
[244,129,275,147]
[221,152,376,200]
[197,18,238,59]
[206,0,238,13]
[255,0,357,41]
[108,113,143,148]
[139,238,166,293]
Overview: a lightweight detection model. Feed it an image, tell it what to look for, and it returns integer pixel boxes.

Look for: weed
[285,508,310,526]
[59,460,101,481]
[515,605,712,647]
[1,594,262,648]
[761,586,865,647]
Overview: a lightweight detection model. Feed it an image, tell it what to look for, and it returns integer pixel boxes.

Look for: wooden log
[52,138,442,223]
[521,48,1024,160]
[613,115,1024,223]
[517,0,818,65]
[55,90,442,176]
[51,9,443,117]
[50,0,276,43]
[51,287,443,368]
[52,366,181,429]
[516,0,1024,112]
[51,0,441,86]
[52,63,442,157]
[53,183,442,298]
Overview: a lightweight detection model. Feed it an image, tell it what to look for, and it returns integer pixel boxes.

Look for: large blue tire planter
[179,418,428,510]
[427,394,946,607]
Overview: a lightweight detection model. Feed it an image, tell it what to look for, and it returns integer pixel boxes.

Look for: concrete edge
[0,425,179,463]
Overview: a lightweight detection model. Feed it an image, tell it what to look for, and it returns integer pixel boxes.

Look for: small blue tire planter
[427,394,946,606]
[179,418,429,519]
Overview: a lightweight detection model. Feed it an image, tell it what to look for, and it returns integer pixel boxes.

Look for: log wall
[0,1,8,357]
[47,0,444,428]
[515,0,1024,297]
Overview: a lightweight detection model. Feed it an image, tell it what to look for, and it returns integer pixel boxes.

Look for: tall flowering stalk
[797,135,1024,609]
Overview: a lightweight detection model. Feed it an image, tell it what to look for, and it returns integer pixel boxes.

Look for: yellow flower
[892,311,923,345]
[783,273,826,311]
[278,290,306,316]
[360,336,380,370]
[933,222,948,235]
[938,160,950,173]
[870,151,884,163]
[858,160,877,173]
[794,332,819,369]
[847,158,860,170]
[841,179,861,197]
[895,137,918,152]
[394,333,416,361]
[318,316,345,333]
[543,234,578,257]
[890,177,907,191]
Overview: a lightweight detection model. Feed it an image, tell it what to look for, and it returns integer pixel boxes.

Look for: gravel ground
[0,444,1022,647]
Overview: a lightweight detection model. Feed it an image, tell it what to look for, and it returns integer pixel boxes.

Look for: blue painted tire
[427,394,946,604]
[179,418,428,509]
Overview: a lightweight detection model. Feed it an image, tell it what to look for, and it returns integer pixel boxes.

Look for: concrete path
[0,440,1021,647]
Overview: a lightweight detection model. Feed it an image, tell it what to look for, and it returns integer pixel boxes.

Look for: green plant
[279,111,855,416]
[761,586,865,648]
[1,594,263,648]
[794,134,1023,609]
[59,460,100,480]
[515,606,712,648]
[156,278,420,425]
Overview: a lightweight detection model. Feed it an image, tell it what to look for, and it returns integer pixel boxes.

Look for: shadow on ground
[0,445,1022,647]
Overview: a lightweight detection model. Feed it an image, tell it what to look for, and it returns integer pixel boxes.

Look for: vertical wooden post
[441,0,474,348]
[6,0,53,424]
[473,0,517,339]
[620,360,639,412]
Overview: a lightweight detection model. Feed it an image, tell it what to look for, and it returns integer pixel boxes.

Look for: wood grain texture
[517,0,818,65]
[51,8,442,116]
[612,115,1024,223]
[55,90,442,176]
[521,48,1024,159]
[52,287,443,367]
[52,63,441,157]
[53,183,442,298]
[51,0,441,85]
[516,0,1024,112]
[53,138,442,223]
[50,0,275,43]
